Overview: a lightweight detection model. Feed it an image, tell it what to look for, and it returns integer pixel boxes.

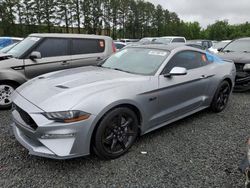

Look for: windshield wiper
[223,50,234,53]
[100,66,133,74]
[113,68,133,74]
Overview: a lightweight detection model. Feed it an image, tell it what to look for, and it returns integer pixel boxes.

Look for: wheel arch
[89,102,143,153]
[223,77,233,90]
[0,70,27,87]
[0,79,21,87]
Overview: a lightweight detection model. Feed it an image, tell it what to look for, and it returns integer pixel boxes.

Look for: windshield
[0,38,12,49]
[154,38,172,44]
[223,40,250,52]
[7,37,40,58]
[102,48,169,75]
[213,41,230,49]
[0,43,17,53]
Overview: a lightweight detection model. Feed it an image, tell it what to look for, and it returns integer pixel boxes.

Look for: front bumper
[234,74,250,92]
[11,92,96,159]
[234,64,250,92]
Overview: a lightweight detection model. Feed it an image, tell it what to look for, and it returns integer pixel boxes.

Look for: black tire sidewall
[211,81,231,113]
[93,107,139,159]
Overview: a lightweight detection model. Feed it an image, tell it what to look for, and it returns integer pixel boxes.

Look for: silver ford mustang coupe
[11,44,236,160]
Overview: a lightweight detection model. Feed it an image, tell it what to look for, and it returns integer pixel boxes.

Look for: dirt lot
[0,92,249,188]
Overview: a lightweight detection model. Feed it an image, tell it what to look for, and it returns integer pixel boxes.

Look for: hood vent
[56,85,69,89]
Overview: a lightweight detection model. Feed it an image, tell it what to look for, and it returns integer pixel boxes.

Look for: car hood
[218,52,250,64]
[16,66,149,112]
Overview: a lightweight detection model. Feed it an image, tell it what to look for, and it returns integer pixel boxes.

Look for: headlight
[243,64,250,71]
[42,110,90,123]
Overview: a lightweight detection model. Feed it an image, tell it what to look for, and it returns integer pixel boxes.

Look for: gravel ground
[0,92,250,188]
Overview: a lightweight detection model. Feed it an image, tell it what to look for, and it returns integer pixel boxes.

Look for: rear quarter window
[71,39,105,55]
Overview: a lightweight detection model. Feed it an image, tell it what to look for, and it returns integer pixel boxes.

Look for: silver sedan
[11,44,236,159]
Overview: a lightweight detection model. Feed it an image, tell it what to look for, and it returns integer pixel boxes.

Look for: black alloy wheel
[93,107,139,159]
[211,81,231,113]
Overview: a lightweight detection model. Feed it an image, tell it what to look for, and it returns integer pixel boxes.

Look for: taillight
[112,42,116,53]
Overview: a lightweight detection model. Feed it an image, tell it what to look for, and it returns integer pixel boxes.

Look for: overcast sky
[149,0,250,28]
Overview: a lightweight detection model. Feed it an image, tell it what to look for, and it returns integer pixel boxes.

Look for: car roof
[236,37,250,41]
[161,36,186,39]
[114,41,126,45]
[187,39,211,42]
[126,43,198,52]
[29,33,111,40]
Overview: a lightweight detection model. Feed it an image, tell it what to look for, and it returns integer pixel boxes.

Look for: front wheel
[93,107,139,159]
[0,83,17,110]
[210,81,231,113]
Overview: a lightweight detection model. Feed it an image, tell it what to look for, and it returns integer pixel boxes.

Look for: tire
[210,81,231,113]
[93,107,139,159]
[0,83,18,110]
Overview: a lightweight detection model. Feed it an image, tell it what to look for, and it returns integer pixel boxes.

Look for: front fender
[0,69,27,85]
[82,99,145,154]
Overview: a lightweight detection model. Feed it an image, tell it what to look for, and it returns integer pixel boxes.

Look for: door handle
[61,61,69,66]
[96,57,103,61]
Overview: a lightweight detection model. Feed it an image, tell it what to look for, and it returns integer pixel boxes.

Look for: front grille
[235,63,250,79]
[235,63,244,72]
[14,104,38,130]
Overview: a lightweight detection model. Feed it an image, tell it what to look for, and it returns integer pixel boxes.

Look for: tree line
[0,0,250,40]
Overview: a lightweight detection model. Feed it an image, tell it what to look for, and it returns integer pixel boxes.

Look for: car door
[24,38,70,79]
[68,38,106,69]
[155,50,210,126]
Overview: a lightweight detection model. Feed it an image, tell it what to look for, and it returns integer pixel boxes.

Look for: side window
[71,39,105,55]
[163,51,207,73]
[172,38,185,43]
[34,38,69,58]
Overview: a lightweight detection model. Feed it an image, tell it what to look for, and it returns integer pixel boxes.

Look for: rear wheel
[0,83,17,110]
[93,107,139,159]
[210,81,231,113]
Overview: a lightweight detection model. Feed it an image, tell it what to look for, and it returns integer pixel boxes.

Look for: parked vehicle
[11,44,235,160]
[0,37,23,49]
[0,33,114,109]
[139,37,158,44]
[187,40,213,49]
[114,41,126,51]
[0,42,18,54]
[218,38,250,92]
[185,43,206,50]
[119,39,139,44]
[209,40,231,53]
[154,36,186,44]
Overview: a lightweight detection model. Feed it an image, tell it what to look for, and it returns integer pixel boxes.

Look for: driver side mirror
[217,48,223,52]
[29,51,41,61]
[164,67,187,77]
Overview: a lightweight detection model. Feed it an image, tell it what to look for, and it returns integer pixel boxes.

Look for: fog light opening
[41,133,75,139]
